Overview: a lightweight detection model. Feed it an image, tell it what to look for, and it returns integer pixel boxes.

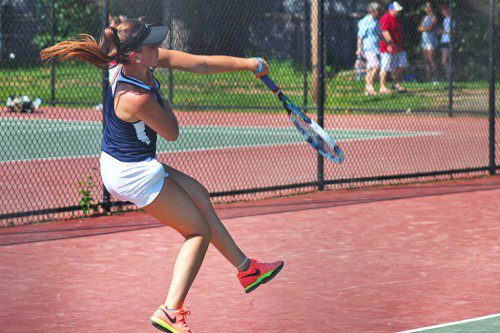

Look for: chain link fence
[0,0,498,226]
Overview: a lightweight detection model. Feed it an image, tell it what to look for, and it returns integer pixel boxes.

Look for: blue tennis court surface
[398,314,500,333]
[0,118,437,162]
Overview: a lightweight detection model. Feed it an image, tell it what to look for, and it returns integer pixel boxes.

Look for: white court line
[0,125,441,164]
[2,118,440,136]
[0,134,441,164]
[397,313,500,332]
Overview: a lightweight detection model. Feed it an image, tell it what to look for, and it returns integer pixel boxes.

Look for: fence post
[317,0,325,191]
[303,0,310,109]
[101,0,111,212]
[488,0,496,175]
[447,0,454,117]
[50,1,56,106]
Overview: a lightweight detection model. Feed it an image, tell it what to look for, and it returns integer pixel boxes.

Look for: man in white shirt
[356,2,382,95]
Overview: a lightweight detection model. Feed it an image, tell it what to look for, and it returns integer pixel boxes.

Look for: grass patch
[1,60,495,113]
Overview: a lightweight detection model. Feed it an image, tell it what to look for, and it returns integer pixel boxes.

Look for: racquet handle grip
[260,76,280,94]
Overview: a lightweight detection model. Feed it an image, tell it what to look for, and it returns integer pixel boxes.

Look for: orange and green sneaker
[150,304,192,333]
[237,259,284,293]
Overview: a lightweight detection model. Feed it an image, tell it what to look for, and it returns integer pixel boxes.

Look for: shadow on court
[0,176,499,332]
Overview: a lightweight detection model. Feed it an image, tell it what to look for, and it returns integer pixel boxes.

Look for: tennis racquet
[260,75,344,163]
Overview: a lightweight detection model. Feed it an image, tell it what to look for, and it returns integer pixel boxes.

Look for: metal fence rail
[0,0,497,226]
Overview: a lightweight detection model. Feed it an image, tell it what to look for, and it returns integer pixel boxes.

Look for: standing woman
[418,2,438,81]
[439,5,452,80]
[40,18,284,333]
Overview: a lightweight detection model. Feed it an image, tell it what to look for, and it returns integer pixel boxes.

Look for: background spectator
[418,2,438,81]
[356,2,382,95]
[440,5,452,80]
[379,1,407,93]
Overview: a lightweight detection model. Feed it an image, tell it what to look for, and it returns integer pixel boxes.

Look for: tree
[33,0,101,52]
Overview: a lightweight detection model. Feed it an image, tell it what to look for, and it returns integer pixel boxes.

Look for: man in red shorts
[379,1,407,93]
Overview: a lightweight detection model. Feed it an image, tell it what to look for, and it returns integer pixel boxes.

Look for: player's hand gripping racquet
[259,75,345,163]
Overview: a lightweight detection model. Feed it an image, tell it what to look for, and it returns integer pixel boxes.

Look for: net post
[488,0,496,175]
[101,0,111,212]
[316,0,325,191]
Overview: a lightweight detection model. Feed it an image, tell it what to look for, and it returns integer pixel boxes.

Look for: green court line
[398,314,500,333]
[0,118,438,162]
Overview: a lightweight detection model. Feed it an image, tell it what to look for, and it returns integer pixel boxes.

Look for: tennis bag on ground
[6,95,42,113]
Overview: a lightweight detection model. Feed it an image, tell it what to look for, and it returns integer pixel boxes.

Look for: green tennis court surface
[0,118,437,162]
[399,314,500,333]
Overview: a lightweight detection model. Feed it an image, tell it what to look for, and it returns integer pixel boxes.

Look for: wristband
[253,57,263,74]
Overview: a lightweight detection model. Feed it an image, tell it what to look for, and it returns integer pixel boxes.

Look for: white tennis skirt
[100,151,169,208]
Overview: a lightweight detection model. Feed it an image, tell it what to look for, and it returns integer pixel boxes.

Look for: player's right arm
[155,49,269,78]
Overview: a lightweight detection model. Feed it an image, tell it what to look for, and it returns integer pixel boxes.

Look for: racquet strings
[289,112,340,160]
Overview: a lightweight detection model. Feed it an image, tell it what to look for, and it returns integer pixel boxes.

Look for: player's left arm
[156,49,269,77]
[431,16,438,29]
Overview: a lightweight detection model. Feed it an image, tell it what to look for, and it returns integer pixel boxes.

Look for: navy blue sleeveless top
[101,67,165,162]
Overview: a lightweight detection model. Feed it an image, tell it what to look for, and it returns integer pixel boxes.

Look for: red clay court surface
[0,176,499,332]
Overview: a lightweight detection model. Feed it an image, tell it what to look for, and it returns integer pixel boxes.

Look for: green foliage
[0,61,494,112]
[0,62,102,104]
[78,173,96,215]
[33,0,101,51]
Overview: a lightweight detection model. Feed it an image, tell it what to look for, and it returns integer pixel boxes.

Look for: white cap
[389,1,403,11]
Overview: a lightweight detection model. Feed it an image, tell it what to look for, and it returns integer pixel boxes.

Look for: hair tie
[111,27,119,40]
[110,27,121,51]
[104,26,120,61]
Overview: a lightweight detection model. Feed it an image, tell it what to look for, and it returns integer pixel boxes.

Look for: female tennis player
[40,18,284,333]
